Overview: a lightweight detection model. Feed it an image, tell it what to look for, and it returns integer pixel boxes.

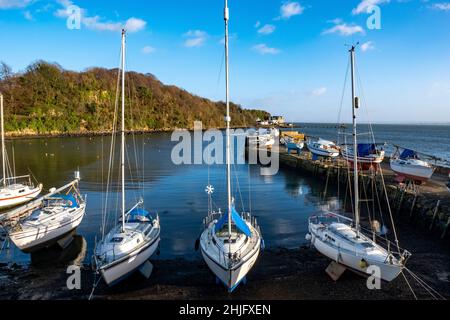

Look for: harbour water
[1,124,449,266]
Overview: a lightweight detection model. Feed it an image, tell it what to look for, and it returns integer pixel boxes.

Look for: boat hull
[390,160,434,182]
[0,185,42,210]
[9,204,85,253]
[201,244,260,292]
[99,236,160,287]
[307,145,339,158]
[309,230,402,282]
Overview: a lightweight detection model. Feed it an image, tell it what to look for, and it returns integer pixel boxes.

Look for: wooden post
[396,188,405,216]
[409,195,418,219]
[441,216,450,240]
[429,200,441,231]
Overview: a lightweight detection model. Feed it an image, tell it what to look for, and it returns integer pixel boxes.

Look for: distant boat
[8,172,86,253]
[307,138,340,158]
[285,137,304,152]
[390,148,435,182]
[341,143,385,170]
[307,45,411,283]
[248,128,275,149]
[200,0,262,292]
[94,29,161,287]
[0,94,42,209]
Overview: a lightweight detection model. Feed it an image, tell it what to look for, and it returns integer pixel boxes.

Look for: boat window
[360,242,374,248]
[19,189,25,193]
[111,237,123,243]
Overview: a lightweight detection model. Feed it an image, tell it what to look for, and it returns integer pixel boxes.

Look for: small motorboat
[8,173,86,253]
[307,138,340,158]
[390,149,435,183]
[247,129,275,149]
[285,137,304,153]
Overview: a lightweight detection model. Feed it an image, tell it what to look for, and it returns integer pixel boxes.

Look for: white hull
[9,204,85,253]
[390,159,435,182]
[308,219,407,283]
[310,233,402,282]
[307,144,339,158]
[341,150,385,164]
[0,184,42,209]
[201,245,260,291]
[99,236,160,286]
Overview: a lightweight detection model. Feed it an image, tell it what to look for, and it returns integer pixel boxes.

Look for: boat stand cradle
[326,261,347,281]
[139,261,154,279]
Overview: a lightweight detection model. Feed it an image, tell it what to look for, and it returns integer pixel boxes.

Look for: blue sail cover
[128,208,152,222]
[400,149,417,160]
[214,207,252,237]
[357,143,376,156]
[51,194,78,208]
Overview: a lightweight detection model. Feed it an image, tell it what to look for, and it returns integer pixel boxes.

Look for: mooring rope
[405,267,446,300]
[402,271,418,300]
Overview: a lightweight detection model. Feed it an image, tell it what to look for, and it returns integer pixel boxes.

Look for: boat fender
[305,233,312,241]
[260,239,265,250]
[359,259,368,269]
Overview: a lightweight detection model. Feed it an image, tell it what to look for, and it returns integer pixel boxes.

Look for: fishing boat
[199,0,263,292]
[94,29,161,287]
[390,148,435,182]
[307,138,340,158]
[341,143,385,170]
[7,172,86,253]
[306,45,411,282]
[0,94,42,209]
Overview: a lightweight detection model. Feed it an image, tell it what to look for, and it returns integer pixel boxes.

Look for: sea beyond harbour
[0,123,449,267]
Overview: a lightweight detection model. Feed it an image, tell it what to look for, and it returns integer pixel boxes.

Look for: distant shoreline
[3,126,252,140]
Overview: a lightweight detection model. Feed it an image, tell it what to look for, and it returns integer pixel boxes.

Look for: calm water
[0,124,448,266]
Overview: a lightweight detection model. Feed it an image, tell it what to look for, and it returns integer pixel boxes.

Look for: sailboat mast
[121,29,126,233]
[350,45,360,235]
[224,0,232,238]
[0,93,5,187]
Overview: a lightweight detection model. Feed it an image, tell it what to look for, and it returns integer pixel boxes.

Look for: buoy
[359,259,368,269]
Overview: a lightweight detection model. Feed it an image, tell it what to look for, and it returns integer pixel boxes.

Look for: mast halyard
[121,29,126,233]
[0,93,5,187]
[350,45,360,236]
[224,0,232,241]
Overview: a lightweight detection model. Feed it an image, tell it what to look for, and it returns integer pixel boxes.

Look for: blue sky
[0,0,449,123]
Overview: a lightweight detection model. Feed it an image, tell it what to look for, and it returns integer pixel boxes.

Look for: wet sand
[1,219,449,300]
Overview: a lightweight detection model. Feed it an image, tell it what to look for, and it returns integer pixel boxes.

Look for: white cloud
[0,0,32,9]
[23,10,32,20]
[124,17,146,32]
[142,46,155,54]
[322,21,365,36]
[430,2,450,11]
[184,30,208,48]
[361,41,375,52]
[310,87,327,97]
[352,0,390,15]
[279,1,305,19]
[54,0,146,33]
[252,43,281,55]
[257,24,276,35]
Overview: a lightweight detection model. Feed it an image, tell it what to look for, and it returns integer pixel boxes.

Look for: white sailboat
[307,45,411,282]
[0,94,42,209]
[94,29,161,287]
[390,148,435,182]
[200,0,262,292]
[8,172,86,253]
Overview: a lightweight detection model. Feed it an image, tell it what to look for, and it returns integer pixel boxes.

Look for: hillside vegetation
[0,61,269,136]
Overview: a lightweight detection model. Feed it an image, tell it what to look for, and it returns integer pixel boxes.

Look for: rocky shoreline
[1,219,449,300]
